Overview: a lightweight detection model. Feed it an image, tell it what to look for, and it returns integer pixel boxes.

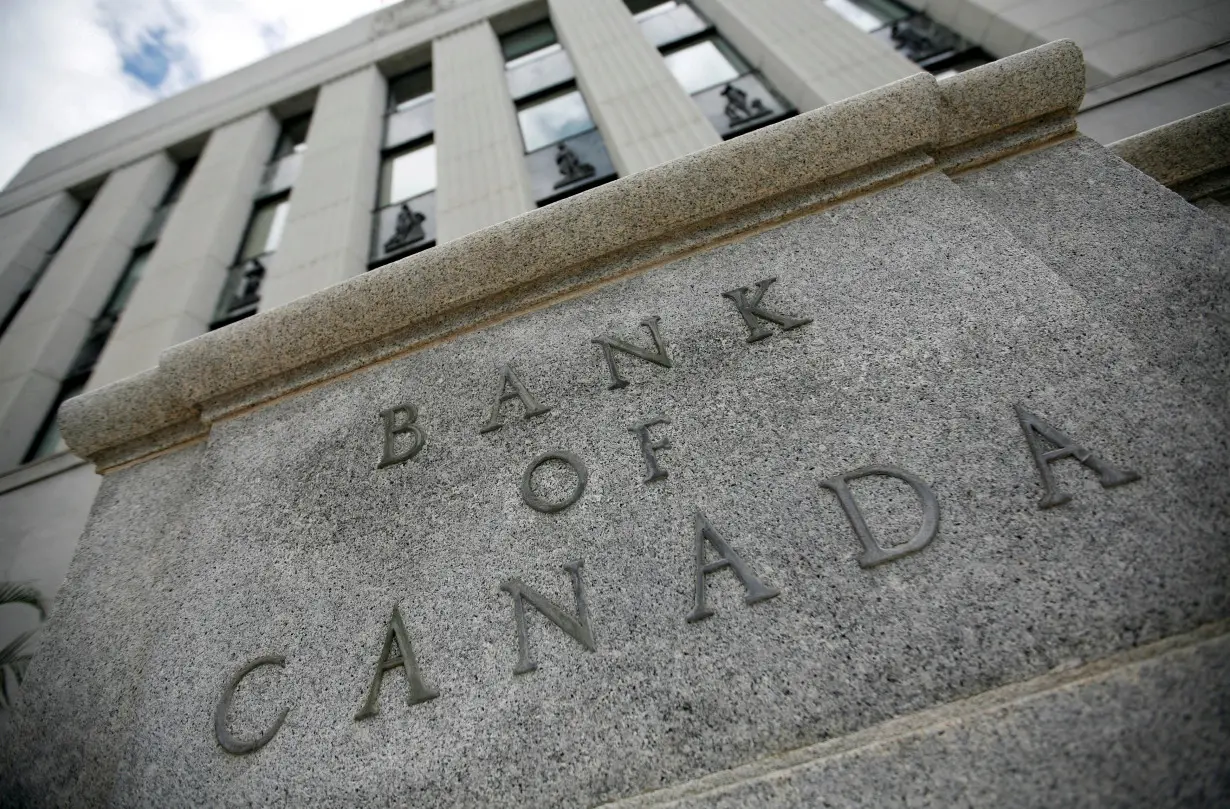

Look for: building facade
[0,0,1227,801]
[0,0,1227,767]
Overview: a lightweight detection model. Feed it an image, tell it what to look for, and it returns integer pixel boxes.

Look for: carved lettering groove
[214,656,290,755]
[216,280,1146,749]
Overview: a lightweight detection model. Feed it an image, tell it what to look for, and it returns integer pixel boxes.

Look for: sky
[0,0,393,190]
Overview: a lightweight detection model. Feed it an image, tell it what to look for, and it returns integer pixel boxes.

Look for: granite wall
[2,42,1227,808]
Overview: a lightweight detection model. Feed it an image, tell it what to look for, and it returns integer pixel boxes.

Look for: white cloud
[0,0,389,191]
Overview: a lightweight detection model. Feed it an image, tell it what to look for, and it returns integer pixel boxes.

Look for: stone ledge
[611,621,1230,808]
[57,40,1087,471]
[1109,103,1230,192]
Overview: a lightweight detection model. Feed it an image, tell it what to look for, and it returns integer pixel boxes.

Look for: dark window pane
[212,256,269,328]
[23,376,87,464]
[825,0,912,32]
[505,46,575,101]
[100,247,152,322]
[271,113,312,160]
[161,158,196,205]
[626,0,672,15]
[379,143,437,206]
[663,38,746,95]
[136,203,170,248]
[932,52,993,78]
[691,73,793,139]
[384,97,436,149]
[635,2,710,48]
[517,89,595,152]
[371,191,437,265]
[501,20,558,62]
[254,151,302,199]
[871,14,976,67]
[239,197,291,261]
[525,128,617,203]
[388,67,433,112]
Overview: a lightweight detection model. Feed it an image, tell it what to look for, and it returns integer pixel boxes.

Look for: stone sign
[2,43,1227,808]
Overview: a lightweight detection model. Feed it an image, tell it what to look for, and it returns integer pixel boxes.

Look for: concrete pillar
[694,0,920,110]
[0,154,174,469]
[550,0,721,176]
[261,67,385,310]
[89,111,279,387]
[0,193,81,329]
[433,21,535,243]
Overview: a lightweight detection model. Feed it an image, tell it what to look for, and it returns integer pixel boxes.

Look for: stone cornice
[59,41,1086,472]
[1109,103,1230,191]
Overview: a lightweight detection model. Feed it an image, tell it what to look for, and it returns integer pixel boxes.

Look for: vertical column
[433,21,535,243]
[89,110,279,387]
[261,67,385,311]
[0,194,81,328]
[694,0,920,110]
[0,154,173,468]
[550,0,721,176]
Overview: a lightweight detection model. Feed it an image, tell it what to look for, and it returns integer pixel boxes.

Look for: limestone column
[261,67,385,310]
[550,0,721,176]
[89,110,279,387]
[693,0,920,110]
[433,21,535,243]
[0,154,174,468]
[0,193,81,329]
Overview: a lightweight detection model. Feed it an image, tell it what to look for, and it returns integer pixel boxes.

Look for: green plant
[0,582,47,710]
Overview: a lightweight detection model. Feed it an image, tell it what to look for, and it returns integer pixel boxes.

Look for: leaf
[0,631,35,711]
[0,582,46,620]
[0,630,37,669]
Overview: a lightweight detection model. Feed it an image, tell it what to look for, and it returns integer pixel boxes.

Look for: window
[238,196,291,262]
[516,89,596,153]
[256,115,312,199]
[23,245,152,464]
[21,154,196,465]
[0,200,88,340]
[501,20,617,206]
[628,0,708,47]
[371,66,438,269]
[211,194,289,329]
[629,1,795,140]
[662,38,746,95]
[137,158,197,248]
[385,65,435,148]
[825,0,992,74]
[270,113,311,160]
[211,113,312,329]
[379,143,437,207]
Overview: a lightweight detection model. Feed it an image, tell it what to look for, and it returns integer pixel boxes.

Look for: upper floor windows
[210,114,309,330]
[517,88,595,153]
[256,113,312,200]
[500,20,616,206]
[0,199,88,341]
[136,158,196,249]
[371,66,438,269]
[238,195,291,264]
[502,20,577,102]
[385,66,435,150]
[627,0,708,47]
[824,0,991,75]
[24,244,153,464]
[270,113,311,160]
[629,1,795,139]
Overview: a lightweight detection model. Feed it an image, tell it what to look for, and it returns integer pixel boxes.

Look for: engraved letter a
[1014,403,1139,509]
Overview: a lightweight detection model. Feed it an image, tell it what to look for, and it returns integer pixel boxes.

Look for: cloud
[0,0,387,192]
